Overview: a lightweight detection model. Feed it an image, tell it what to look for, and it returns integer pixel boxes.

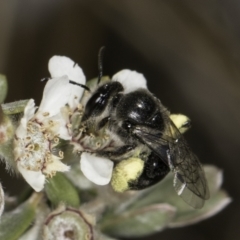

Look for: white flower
[48,56,86,110]
[112,69,147,93]
[14,56,86,192]
[80,152,114,185]
[36,76,70,119]
[14,98,70,192]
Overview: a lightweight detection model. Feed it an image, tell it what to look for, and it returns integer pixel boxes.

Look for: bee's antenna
[41,77,90,92]
[98,46,105,84]
[69,80,90,91]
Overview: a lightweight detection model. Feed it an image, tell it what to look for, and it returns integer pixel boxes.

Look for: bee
[75,74,210,209]
[74,48,209,209]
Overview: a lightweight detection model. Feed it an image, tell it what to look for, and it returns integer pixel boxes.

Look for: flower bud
[100,204,176,238]
[43,205,96,240]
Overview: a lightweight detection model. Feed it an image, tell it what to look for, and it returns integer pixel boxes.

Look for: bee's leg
[170,114,191,134]
[129,151,170,190]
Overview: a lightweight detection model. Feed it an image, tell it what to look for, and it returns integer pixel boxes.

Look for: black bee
[78,78,209,209]
[73,47,209,208]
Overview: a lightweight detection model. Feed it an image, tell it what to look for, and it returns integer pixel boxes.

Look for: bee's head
[82,81,123,121]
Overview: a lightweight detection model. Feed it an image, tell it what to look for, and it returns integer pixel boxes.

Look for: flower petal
[37,76,71,119]
[80,152,113,185]
[24,99,36,122]
[18,164,45,192]
[48,56,85,82]
[41,112,71,140]
[15,99,36,138]
[44,156,70,176]
[112,69,147,93]
[15,118,27,139]
[48,56,86,109]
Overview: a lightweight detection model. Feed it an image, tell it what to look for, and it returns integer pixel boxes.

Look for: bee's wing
[133,121,209,209]
[133,126,170,165]
[166,120,209,208]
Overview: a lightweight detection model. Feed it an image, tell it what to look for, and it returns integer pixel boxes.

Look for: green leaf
[1,100,29,115]
[169,190,231,227]
[98,234,118,240]
[169,166,231,227]
[0,193,41,240]
[110,165,231,231]
[100,204,176,238]
[18,202,50,240]
[0,112,16,170]
[45,172,80,208]
[120,172,175,211]
[0,74,8,104]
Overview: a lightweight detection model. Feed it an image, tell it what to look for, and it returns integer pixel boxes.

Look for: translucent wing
[133,120,209,209]
[133,126,170,165]
[166,120,209,208]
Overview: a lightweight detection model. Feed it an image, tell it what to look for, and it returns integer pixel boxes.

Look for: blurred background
[0,1,240,239]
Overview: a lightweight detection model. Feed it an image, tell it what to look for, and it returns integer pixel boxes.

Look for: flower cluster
[0,56,231,240]
[13,56,86,191]
[12,56,151,192]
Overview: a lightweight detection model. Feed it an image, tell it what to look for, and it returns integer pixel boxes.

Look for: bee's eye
[83,82,123,121]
